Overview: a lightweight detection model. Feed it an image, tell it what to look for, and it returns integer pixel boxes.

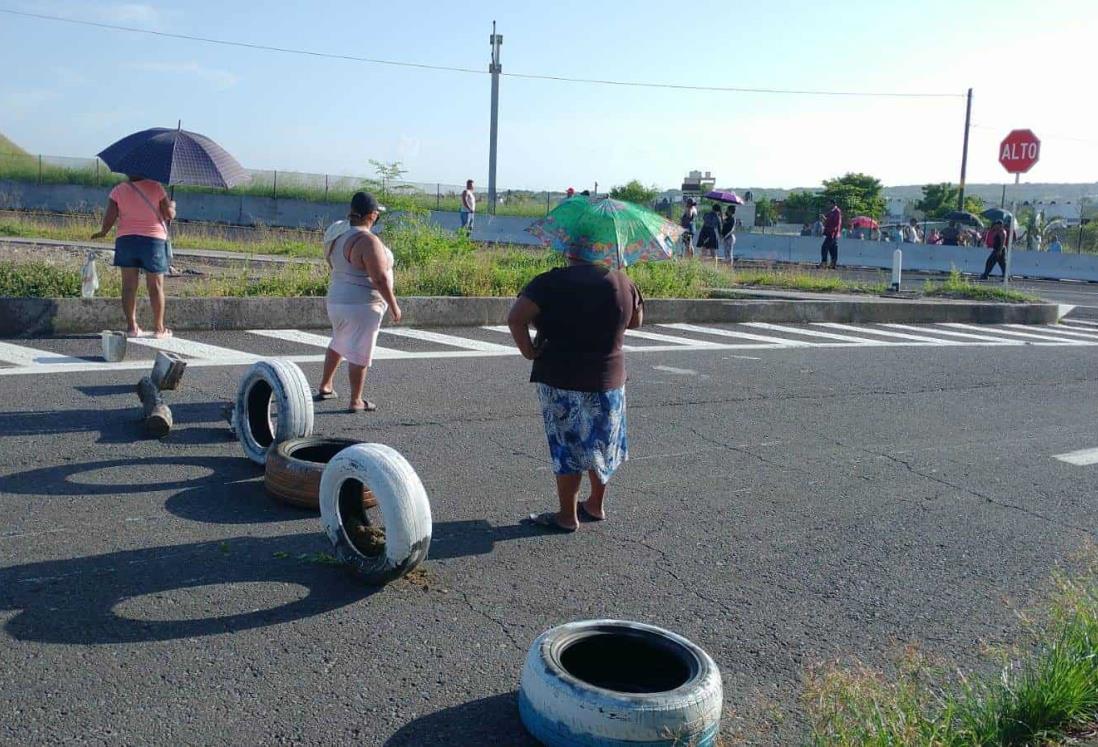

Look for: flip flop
[313,390,338,401]
[126,328,144,339]
[348,400,378,413]
[578,502,606,522]
[524,511,577,533]
[153,329,173,340]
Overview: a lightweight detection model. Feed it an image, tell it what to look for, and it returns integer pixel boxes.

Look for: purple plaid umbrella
[97,126,249,189]
[704,190,744,205]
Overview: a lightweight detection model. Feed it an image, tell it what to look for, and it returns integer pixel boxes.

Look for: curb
[0,296,1060,337]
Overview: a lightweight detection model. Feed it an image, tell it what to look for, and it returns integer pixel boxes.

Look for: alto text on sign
[999,129,1041,174]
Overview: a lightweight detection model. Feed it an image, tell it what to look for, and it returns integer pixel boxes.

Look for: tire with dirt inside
[265,437,376,511]
[232,359,314,465]
[318,443,432,585]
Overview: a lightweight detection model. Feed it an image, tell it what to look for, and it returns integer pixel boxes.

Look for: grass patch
[730,268,888,294]
[924,269,1039,303]
[0,260,81,297]
[807,559,1098,746]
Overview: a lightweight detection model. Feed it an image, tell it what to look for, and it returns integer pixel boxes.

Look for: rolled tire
[232,359,314,465]
[518,620,723,747]
[318,443,432,585]
[264,437,377,511]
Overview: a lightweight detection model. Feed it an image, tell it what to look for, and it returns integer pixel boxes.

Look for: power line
[0,7,964,99]
[972,123,1098,146]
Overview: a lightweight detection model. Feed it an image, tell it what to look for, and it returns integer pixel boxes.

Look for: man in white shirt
[902,218,921,243]
[460,179,476,232]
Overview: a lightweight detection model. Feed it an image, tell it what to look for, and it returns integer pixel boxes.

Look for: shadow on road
[429,520,543,561]
[0,455,257,496]
[383,692,536,747]
[0,401,232,445]
[0,533,370,644]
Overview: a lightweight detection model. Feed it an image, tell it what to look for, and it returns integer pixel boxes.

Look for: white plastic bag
[80,251,99,298]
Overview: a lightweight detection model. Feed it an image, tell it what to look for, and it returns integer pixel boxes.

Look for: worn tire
[518,620,723,747]
[265,437,377,511]
[318,443,432,584]
[232,359,314,465]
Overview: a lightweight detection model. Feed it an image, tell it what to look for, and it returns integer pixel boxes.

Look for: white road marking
[1014,325,1098,341]
[885,324,1023,345]
[813,323,962,345]
[743,322,888,345]
[725,355,761,360]
[247,329,411,358]
[1053,448,1098,466]
[128,335,260,361]
[380,327,513,352]
[484,323,692,352]
[940,323,1092,345]
[0,341,87,367]
[625,329,723,347]
[1061,319,1098,328]
[1058,304,1077,319]
[660,323,808,346]
[652,365,697,375]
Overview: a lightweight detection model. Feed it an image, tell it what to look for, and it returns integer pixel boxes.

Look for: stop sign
[999,129,1040,174]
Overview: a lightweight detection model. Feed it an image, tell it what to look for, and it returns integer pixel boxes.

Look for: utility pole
[488,21,502,216]
[957,87,973,211]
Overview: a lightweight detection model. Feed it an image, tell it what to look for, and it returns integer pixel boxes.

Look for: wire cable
[0,7,965,98]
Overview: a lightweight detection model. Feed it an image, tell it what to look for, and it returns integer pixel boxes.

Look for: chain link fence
[0,151,575,217]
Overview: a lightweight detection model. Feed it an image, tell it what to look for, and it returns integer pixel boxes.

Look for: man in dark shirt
[507,258,643,531]
[980,220,1008,280]
[941,221,961,246]
[819,201,842,269]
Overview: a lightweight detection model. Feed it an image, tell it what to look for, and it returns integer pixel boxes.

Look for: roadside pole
[487,22,502,217]
[1005,173,1019,285]
[957,88,973,211]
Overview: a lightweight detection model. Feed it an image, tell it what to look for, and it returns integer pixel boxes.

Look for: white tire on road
[318,443,432,584]
[518,619,723,747]
[233,359,314,465]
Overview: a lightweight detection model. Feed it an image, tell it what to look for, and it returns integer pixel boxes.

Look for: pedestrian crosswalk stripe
[884,324,1022,345]
[813,323,963,345]
[247,329,412,359]
[380,327,513,352]
[624,329,723,347]
[1053,447,1098,466]
[125,335,260,361]
[0,341,87,367]
[1018,325,1098,341]
[743,322,888,345]
[1061,319,1098,328]
[659,323,810,347]
[940,323,1092,345]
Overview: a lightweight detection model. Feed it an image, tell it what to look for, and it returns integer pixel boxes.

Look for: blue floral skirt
[536,384,628,483]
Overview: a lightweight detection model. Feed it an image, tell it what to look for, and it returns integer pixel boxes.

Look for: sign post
[998,129,1041,285]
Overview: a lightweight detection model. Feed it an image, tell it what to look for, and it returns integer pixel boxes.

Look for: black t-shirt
[520,264,643,393]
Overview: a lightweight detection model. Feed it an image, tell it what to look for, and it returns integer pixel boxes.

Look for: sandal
[578,502,606,522]
[313,389,338,401]
[524,511,577,533]
[348,400,378,413]
[153,329,173,340]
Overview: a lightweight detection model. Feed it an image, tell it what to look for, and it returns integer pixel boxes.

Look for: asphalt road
[1,323,1097,745]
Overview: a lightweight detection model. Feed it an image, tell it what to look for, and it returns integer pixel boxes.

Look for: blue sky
[1,0,1096,190]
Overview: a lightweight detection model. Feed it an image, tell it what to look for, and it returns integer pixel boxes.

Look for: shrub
[0,260,80,297]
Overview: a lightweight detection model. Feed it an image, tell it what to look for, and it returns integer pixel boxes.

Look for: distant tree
[609,180,659,206]
[915,183,984,220]
[369,159,407,193]
[782,190,824,224]
[821,172,885,221]
[754,196,776,227]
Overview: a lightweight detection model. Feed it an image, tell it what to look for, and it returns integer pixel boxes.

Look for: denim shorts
[113,235,169,274]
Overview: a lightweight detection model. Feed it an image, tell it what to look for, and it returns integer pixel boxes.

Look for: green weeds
[924,268,1038,303]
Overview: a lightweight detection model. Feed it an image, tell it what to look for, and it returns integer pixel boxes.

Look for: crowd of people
[678,199,738,262]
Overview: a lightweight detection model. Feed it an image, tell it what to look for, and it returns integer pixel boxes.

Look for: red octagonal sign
[999,129,1040,174]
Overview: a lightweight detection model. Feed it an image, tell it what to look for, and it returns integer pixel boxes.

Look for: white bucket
[101,330,127,362]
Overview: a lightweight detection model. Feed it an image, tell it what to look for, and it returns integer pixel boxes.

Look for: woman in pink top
[91,175,176,338]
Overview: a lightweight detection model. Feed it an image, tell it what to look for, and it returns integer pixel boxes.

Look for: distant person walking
[941,220,961,246]
[679,199,698,258]
[980,219,1008,280]
[460,179,476,232]
[91,175,176,339]
[697,203,722,258]
[1048,235,1063,253]
[721,206,737,264]
[819,200,842,268]
[507,254,644,532]
[902,218,921,243]
[316,192,401,413]
[811,214,824,237]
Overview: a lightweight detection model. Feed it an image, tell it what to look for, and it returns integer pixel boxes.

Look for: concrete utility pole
[488,21,502,216]
[957,87,973,211]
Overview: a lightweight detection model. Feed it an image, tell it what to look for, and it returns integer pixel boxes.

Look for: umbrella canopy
[851,216,879,229]
[980,207,1014,225]
[704,190,744,205]
[526,196,682,268]
[942,210,984,227]
[98,127,250,189]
